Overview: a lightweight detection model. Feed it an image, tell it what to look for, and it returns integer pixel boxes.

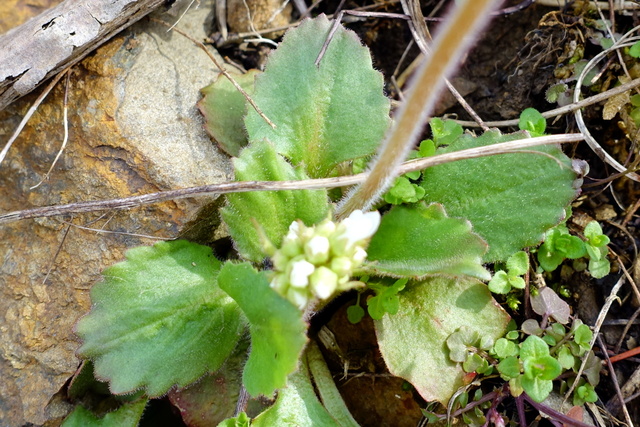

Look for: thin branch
[0,133,583,225]
[523,394,599,427]
[573,31,640,182]
[564,272,626,400]
[597,334,634,427]
[454,76,640,128]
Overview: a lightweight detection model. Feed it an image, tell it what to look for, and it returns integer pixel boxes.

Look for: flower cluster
[267,210,381,309]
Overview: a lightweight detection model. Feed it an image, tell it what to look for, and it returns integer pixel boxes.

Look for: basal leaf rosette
[265,210,381,309]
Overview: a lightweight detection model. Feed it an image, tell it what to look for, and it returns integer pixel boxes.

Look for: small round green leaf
[488,271,511,294]
[573,324,593,347]
[346,304,365,324]
[520,335,551,360]
[506,251,529,276]
[497,356,521,380]
[493,338,518,359]
[557,346,576,370]
[518,108,546,136]
[629,40,640,58]
[521,376,553,403]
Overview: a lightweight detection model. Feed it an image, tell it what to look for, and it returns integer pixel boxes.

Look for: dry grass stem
[150,17,276,129]
[0,66,71,168]
[564,270,626,405]
[573,25,640,182]
[0,133,583,225]
[455,76,640,128]
[336,0,503,219]
[400,0,488,130]
[30,69,72,190]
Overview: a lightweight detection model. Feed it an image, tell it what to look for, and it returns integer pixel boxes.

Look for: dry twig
[0,133,583,225]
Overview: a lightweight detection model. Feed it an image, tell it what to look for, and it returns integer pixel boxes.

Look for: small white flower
[305,235,330,264]
[338,210,381,248]
[289,260,315,288]
[309,266,338,299]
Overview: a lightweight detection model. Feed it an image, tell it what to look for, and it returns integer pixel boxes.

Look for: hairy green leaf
[365,203,490,280]
[222,141,330,262]
[167,337,254,427]
[244,15,390,177]
[375,276,510,403]
[421,130,578,262]
[76,241,245,396]
[251,358,340,426]
[62,399,147,427]
[218,262,308,397]
[198,70,258,156]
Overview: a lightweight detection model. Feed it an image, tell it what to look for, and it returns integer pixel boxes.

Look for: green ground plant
[63,11,604,427]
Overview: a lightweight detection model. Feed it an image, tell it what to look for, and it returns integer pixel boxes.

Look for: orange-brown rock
[0,2,230,425]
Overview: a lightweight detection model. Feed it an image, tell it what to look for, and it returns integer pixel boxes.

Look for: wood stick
[0,0,167,111]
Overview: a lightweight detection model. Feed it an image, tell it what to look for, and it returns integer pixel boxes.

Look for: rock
[226,0,292,35]
[0,1,231,425]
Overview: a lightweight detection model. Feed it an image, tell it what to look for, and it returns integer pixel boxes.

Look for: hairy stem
[336,0,503,219]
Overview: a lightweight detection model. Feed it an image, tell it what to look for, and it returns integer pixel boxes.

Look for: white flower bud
[309,266,339,299]
[285,221,300,240]
[269,211,380,310]
[330,257,352,276]
[281,238,302,258]
[269,274,288,294]
[271,251,289,271]
[305,235,330,264]
[316,219,336,236]
[289,260,315,288]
